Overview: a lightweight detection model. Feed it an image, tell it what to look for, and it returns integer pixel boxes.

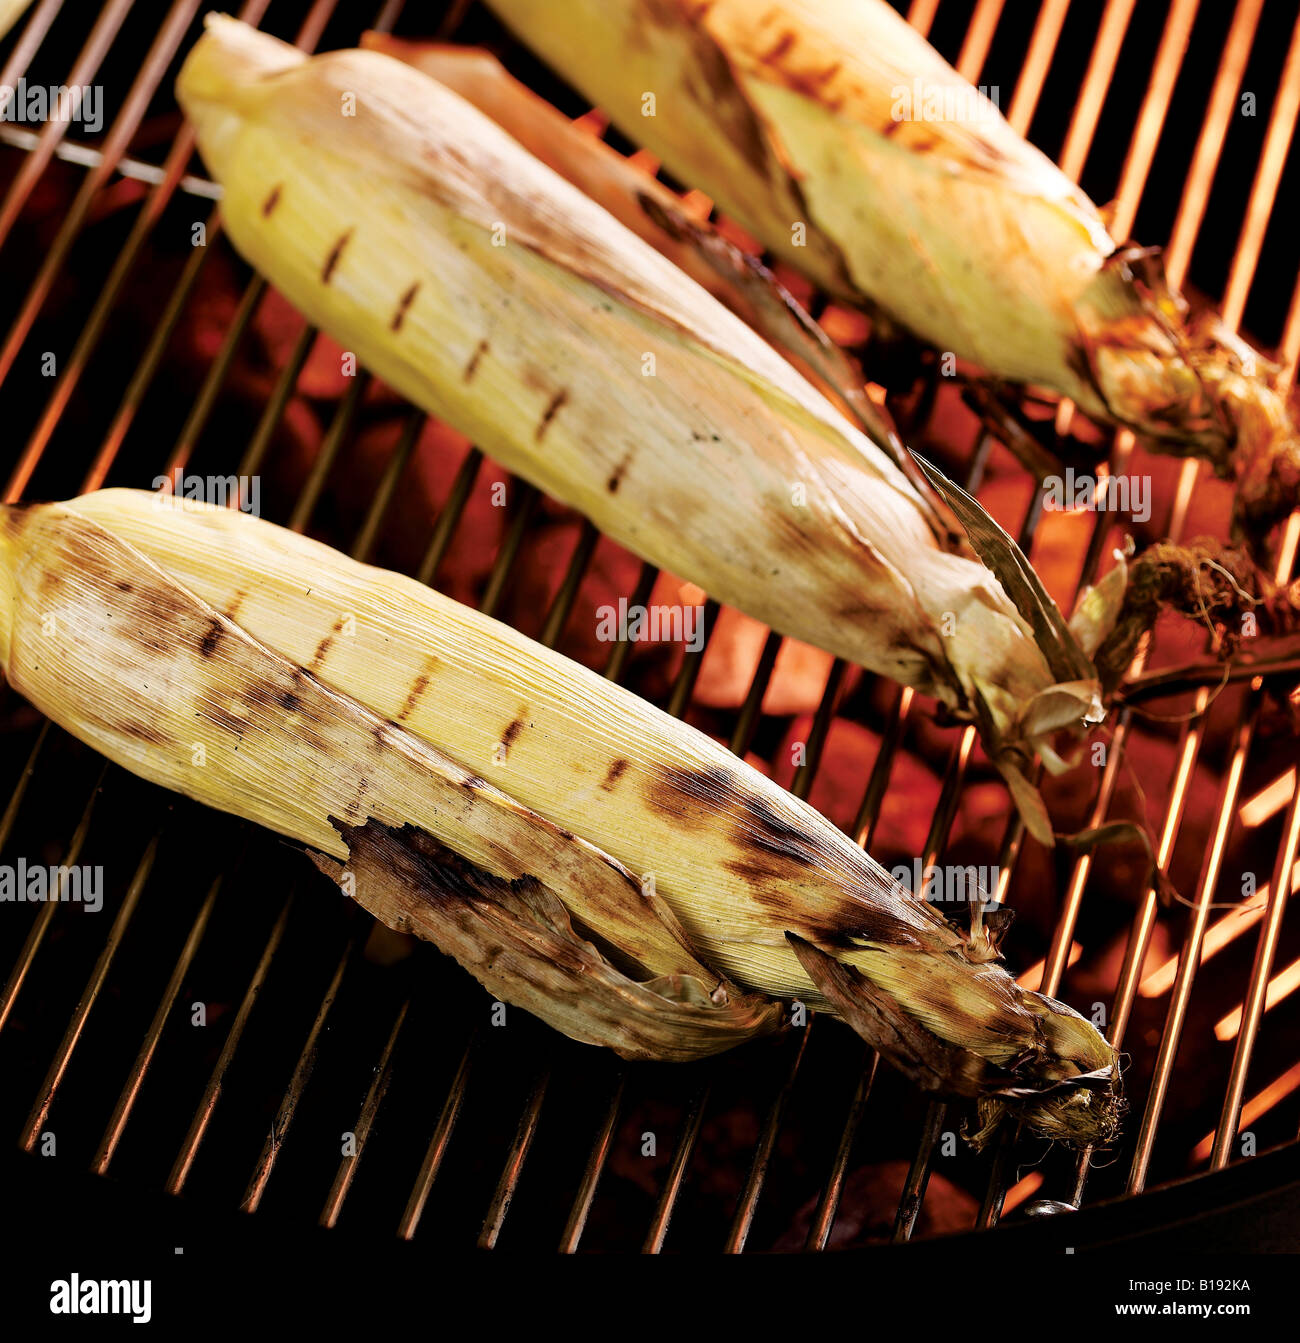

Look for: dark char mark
[390,282,420,332]
[606,451,632,494]
[197,617,225,659]
[464,338,489,381]
[535,389,569,441]
[644,763,736,824]
[737,792,823,868]
[321,229,353,284]
[397,665,433,723]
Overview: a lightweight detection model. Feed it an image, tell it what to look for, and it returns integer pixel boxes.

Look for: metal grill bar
[559,1074,624,1253]
[479,1067,550,1249]
[18,830,161,1150]
[1214,765,1300,1166]
[1127,700,1261,1192]
[167,890,296,1196]
[92,870,225,1175]
[804,1047,878,1251]
[0,124,222,198]
[397,1033,475,1240]
[0,0,201,443]
[0,759,104,1033]
[319,997,409,1228]
[0,0,133,248]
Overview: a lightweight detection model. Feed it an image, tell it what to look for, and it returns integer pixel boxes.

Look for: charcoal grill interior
[2,0,1299,1253]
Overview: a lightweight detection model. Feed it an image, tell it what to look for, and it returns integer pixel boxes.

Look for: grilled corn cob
[0,489,1121,1145]
[359,31,963,541]
[175,16,1102,842]
[486,0,1300,536]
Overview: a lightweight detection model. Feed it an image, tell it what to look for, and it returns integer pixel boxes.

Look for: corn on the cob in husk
[486,0,1300,537]
[357,30,955,521]
[0,489,1121,1145]
[175,16,1102,841]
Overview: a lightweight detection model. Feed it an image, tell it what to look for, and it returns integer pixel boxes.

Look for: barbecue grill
[2,0,1299,1257]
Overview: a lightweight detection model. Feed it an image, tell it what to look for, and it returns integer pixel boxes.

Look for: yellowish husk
[487,0,1300,532]
[0,490,1120,1139]
[174,16,1102,835]
[50,489,945,1004]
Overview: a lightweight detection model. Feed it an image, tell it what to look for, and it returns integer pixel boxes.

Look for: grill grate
[1,0,1299,1253]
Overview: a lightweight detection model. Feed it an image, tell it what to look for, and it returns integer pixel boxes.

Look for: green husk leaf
[912,452,1097,686]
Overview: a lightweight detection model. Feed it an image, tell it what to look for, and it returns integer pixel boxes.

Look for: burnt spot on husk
[197,617,225,659]
[736,792,823,868]
[397,661,435,723]
[261,184,282,217]
[307,615,348,674]
[763,30,796,62]
[644,763,736,824]
[321,229,353,284]
[606,451,633,494]
[272,667,308,716]
[116,718,168,746]
[201,703,248,739]
[308,638,333,672]
[390,282,420,332]
[535,389,569,441]
[500,717,525,753]
[600,758,629,791]
[464,338,489,381]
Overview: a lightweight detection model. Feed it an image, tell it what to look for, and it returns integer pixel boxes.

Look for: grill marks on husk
[307,615,348,674]
[390,281,420,332]
[535,388,569,441]
[499,715,526,755]
[321,228,353,283]
[222,661,334,756]
[646,764,924,950]
[224,588,248,625]
[606,449,635,494]
[646,766,825,871]
[197,617,225,659]
[737,791,824,868]
[397,654,438,723]
[261,183,282,217]
[463,338,489,381]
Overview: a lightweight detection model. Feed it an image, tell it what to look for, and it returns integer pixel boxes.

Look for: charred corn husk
[487,0,1300,537]
[361,31,963,543]
[0,489,1121,1145]
[175,16,1103,840]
